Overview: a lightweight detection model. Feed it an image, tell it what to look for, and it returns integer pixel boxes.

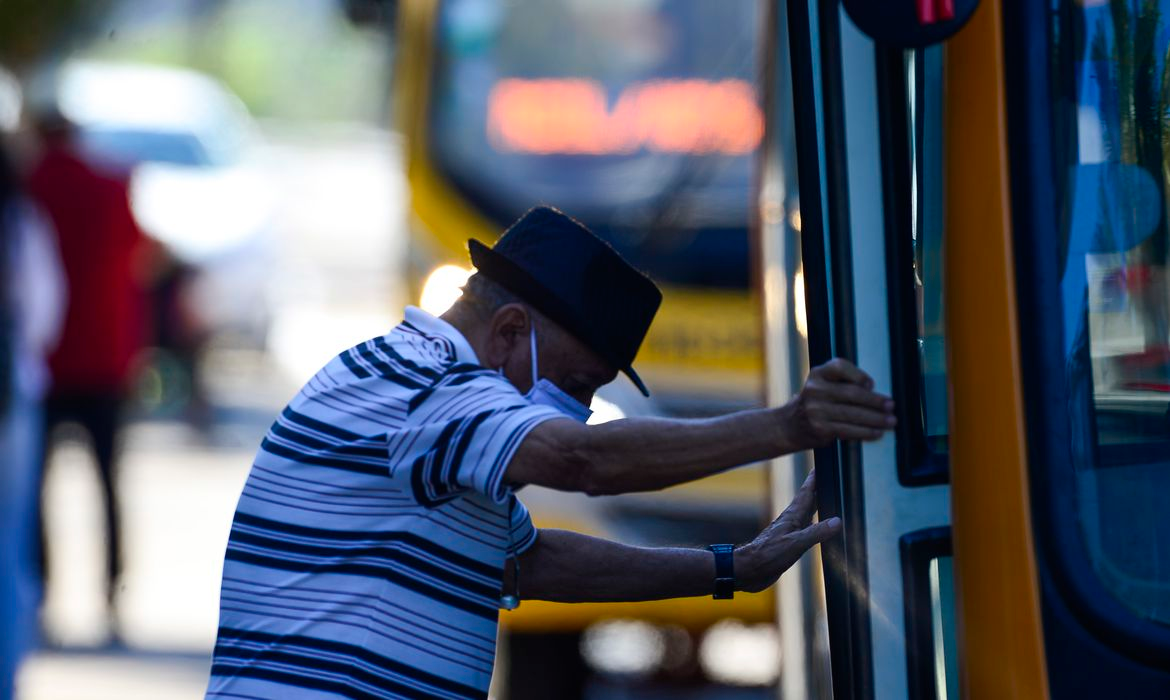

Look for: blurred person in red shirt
[25,110,149,635]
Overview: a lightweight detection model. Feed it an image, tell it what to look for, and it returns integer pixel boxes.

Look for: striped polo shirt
[206,306,564,699]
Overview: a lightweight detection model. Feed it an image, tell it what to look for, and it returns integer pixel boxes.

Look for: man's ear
[482,304,531,370]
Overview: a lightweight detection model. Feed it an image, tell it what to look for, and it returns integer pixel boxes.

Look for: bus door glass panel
[890,43,949,488]
[901,43,959,698]
[427,0,763,288]
[927,556,959,700]
[906,46,949,454]
[1054,0,1170,626]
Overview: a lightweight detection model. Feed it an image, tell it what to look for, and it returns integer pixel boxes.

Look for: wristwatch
[707,544,735,599]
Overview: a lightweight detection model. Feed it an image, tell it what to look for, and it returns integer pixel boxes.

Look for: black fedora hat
[468,206,662,396]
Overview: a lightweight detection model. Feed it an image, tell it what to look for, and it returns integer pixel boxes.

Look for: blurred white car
[54,60,277,347]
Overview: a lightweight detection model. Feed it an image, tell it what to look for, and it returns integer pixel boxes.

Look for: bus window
[901,527,960,700]
[885,44,948,485]
[1053,0,1170,625]
[928,556,959,700]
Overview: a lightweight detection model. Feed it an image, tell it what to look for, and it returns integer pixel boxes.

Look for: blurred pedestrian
[25,110,148,639]
[0,136,65,699]
[205,206,895,699]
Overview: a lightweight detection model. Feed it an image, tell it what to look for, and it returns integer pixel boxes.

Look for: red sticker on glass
[917,0,956,25]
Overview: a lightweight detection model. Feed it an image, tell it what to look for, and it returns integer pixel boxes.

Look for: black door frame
[784,1,874,697]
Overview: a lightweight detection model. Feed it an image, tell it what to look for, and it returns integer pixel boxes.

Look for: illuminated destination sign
[487,78,763,156]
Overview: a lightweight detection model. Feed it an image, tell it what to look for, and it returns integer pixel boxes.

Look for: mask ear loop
[503,327,538,611]
[529,326,539,390]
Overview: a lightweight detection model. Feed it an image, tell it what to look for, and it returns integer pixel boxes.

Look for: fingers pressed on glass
[774,471,816,532]
[821,358,872,387]
[824,421,886,441]
[826,405,896,429]
[789,480,818,519]
[795,518,842,549]
[828,383,893,410]
[799,469,816,490]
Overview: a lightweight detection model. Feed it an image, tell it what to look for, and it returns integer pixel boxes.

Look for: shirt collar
[403,306,481,366]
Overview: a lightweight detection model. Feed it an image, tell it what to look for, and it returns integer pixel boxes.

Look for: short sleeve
[409,373,564,506]
[506,496,538,557]
[464,403,563,503]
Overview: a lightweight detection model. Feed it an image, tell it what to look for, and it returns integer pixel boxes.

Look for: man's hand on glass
[737,470,840,593]
[782,358,897,448]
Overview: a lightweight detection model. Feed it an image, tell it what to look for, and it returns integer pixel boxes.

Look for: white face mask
[519,327,593,423]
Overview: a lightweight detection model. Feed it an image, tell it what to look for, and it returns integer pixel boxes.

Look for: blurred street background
[1,1,791,698]
[24,130,405,700]
[5,2,406,697]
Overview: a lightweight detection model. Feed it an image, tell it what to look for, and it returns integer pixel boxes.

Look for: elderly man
[205,206,895,699]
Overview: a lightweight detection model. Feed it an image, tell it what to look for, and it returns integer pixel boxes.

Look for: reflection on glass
[906,47,949,451]
[929,556,959,700]
[1055,0,1170,624]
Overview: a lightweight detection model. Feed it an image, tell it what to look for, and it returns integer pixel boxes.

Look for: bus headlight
[580,619,665,677]
[419,265,472,316]
[698,619,782,686]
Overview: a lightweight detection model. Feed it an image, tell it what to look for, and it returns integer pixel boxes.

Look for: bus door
[774,2,976,698]
[1005,1,1170,697]
[774,0,1170,697]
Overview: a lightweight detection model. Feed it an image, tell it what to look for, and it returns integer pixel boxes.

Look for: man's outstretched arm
[508,358,894,496]
[513,471,839,603]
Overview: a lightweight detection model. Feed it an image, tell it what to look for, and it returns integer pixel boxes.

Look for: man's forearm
[577,405,802,495]
[515,472,841,605]
[516,529,719,602]
[506,359,893,495]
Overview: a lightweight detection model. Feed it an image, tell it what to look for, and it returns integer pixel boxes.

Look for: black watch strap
[708,544,735,599]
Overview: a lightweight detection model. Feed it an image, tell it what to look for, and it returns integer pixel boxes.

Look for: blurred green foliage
[0,0,112,73]
[83,0,391,123]
[0,0,389,124]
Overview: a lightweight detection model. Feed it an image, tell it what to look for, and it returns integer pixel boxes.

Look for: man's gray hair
[460,272,523,316]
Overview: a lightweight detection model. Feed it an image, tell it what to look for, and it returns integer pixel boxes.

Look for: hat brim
[623,366,651,398]
[469,238,652,397]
